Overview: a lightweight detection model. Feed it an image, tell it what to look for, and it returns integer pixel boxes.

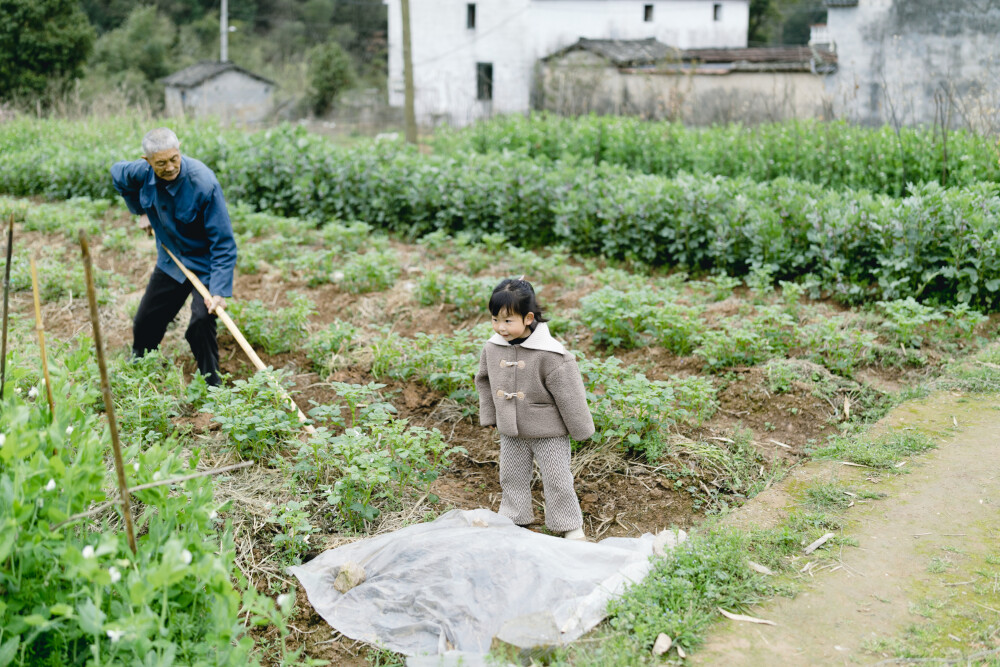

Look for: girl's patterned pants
[498,434,583,532]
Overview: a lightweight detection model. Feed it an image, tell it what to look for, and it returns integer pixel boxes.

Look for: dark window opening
[644,4,653,22]
[476,62,493,101]
[713,3,722,21]
[467,3,476,29]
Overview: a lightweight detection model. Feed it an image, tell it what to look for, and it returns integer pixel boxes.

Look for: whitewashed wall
[826,0,1000,130]
[540,51,829,124]
[386,0,749,126]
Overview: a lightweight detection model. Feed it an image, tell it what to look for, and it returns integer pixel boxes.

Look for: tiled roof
[547,40,837,73]
[161,61,275,88]
[544,38,677,66]
[683,46,837,66]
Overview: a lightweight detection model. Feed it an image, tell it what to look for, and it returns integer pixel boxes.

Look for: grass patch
[811,430,936,468]
[804,483,886,511]
[605,528,782,654]
[938,343,1000,394]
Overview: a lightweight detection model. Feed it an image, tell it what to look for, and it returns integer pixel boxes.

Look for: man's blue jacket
[111,156,237,297]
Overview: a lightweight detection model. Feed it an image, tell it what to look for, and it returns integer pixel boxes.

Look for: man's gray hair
[142,128,180,156]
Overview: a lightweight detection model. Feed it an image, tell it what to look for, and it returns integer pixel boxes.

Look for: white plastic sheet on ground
[289,508,685,664]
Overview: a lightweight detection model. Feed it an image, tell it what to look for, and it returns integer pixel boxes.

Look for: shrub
[307,41,355,116]
[7,119,1000,309]
[433,114,1000,196]
[415,272,496,321]
[578,356,717,459]
[227,292,315,355]
[0,391,260,665]
[876,297,946,348]
[201,369,304,460]
[304,321,358,377]
[694,323,774,370]
[111,350,187,444]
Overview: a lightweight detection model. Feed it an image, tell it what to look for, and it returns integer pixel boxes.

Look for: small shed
[162,61,275,124]
[539,38,837,124]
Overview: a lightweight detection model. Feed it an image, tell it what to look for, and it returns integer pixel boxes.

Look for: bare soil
[7,208,988,664]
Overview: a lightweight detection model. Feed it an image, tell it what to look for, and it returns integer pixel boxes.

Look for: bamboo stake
[29,258,55,415]
[1,214,13,401]
[80,231,137,555]
[159,244,314,433]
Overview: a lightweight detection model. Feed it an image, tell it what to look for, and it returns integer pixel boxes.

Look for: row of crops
[3,112,1000,665]
[2,116,1000,309]
[432,113,1000,194]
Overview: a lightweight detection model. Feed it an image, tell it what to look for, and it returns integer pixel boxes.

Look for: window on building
[476,62,493,101]
[713,3,722,21]
[467,3,476,29]
[644,4,653,22]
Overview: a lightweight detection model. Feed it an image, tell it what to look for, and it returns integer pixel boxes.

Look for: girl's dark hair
[488,278,548,322]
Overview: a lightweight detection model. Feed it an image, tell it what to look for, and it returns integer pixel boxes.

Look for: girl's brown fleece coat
[475,322,595,441]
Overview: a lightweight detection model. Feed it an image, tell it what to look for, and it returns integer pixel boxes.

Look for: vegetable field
[1,115,998,666]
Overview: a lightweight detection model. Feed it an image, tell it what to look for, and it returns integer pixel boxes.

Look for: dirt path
[691,392,1000,666]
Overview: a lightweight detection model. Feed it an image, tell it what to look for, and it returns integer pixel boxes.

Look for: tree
[781,5,827,45]
[748,0,780,45]
[307,41,355,116]
[0,0,95,100]
[89,6,178,105]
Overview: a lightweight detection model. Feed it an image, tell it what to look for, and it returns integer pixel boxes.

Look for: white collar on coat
[487,321,567,355]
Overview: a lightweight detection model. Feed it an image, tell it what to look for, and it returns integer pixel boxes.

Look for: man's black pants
[133,267,220,386]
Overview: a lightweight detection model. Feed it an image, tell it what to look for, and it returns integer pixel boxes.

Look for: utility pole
[401,0,417,144]
[220,0,229,62]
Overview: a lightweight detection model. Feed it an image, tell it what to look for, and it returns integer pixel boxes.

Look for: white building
[162,61,276,125]
[824,0,1000,129]
[385,0,750,126]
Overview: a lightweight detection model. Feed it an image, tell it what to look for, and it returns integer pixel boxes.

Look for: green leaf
[0,636,20,667]
[22,614,47,627]
[50,603,74,617]
[77,598,105,636]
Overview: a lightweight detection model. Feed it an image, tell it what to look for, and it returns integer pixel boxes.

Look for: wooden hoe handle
[161,245,314,433]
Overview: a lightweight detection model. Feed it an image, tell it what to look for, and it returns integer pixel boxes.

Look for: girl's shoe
[563,528,586,541]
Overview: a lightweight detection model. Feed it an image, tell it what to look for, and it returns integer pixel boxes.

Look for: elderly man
[111,127,237,386]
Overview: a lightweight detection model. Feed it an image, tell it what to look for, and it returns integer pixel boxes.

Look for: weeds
[305,321,358,378]
[877,297,946,347]
[607,528,777,654]
[111,350,187,444]
[694,323,774,370]
[337,249,400,294]
[227,292,316,355]
[415,271,496,321]
[812,430,936,468]
[202,368,304,460]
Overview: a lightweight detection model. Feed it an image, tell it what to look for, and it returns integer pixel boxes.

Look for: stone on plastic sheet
[652,528,688,557]
[333,561,366,593]
[495,611,561,648]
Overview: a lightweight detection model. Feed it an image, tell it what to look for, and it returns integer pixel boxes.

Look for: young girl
[475,278,594,540]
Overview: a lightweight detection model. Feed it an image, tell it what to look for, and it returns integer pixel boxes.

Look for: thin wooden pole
[159,245,314,433]
[29,258,55,415]
[401,0,417,144]
[80,231,137,555]
[1,214,13,401]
